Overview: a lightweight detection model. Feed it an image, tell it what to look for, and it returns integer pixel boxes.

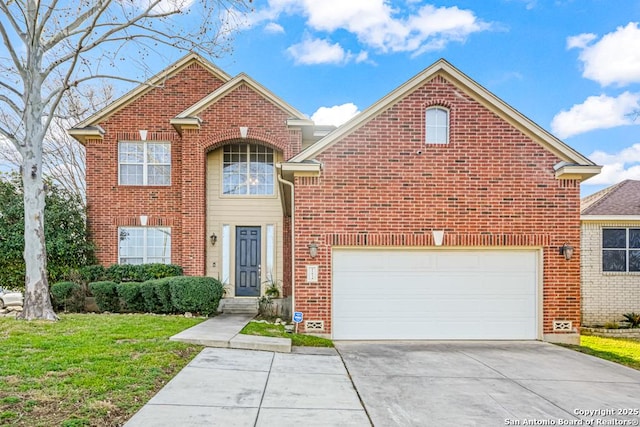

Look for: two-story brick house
[70,54,600,343]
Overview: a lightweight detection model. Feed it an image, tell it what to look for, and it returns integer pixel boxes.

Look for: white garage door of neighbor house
[332,249,539,340]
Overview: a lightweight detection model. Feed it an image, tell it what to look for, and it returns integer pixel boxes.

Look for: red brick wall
[86,63,226,269]
[293,75,581,335]
[86,64,301,276]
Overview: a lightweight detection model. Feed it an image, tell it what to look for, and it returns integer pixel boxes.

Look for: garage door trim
[331,246,543,340]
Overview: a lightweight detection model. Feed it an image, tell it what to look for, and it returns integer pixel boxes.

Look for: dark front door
[235,226,261,296]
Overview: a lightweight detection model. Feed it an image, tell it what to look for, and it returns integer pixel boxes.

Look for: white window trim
[425,106,450,145]
[602,227,640,273]
[118,141,171,186]
[221,225,231,284]
[118,226,172,264]
[266,224,275,281]
[221,143,276,196]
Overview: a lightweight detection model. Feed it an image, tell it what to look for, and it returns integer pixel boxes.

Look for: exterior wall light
[559,243,574,260]
[308,242,318,258]
[210,233,217,246]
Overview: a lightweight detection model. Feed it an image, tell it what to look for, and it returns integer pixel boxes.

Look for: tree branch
[0,21,26,77]
[0,94,22,115]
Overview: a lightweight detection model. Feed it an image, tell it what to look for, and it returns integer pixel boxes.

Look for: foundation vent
[305,320,324,331]
[553,320,572,331]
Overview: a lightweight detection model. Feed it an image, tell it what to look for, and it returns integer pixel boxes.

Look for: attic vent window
[425,106,449,144]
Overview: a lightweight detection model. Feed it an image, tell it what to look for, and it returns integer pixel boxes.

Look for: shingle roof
[581,180,640,215]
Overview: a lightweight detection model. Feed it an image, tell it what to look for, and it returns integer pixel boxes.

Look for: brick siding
[293,75,581,335]
[581,221,640,325]
[86,64,300,275]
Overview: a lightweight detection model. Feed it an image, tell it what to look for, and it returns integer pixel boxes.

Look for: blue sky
[187,0,639,197]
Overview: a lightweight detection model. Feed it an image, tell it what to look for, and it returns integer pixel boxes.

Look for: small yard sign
[293,311,303,323]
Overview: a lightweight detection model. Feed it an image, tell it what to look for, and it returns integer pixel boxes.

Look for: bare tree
[0,83,114,204]
[0,0,251,320]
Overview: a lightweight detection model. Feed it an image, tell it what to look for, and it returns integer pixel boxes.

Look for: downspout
[277,167,295,319]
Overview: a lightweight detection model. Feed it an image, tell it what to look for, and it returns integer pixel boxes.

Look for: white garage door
[332,249,538,340]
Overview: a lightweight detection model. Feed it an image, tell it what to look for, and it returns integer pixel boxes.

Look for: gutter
[277,168,295,321]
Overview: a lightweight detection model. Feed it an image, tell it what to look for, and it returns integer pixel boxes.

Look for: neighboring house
[581,180,640,326]
[69,54,600,344]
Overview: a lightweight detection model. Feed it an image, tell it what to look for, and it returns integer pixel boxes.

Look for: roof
[287,58,600,181]
[581,180,640,216]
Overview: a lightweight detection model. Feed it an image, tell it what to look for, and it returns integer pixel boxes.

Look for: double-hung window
[119,142,171,186]
[119,227,171,264]
[223,143,274,195]
[425,107,449,144]
[602,228,640,272]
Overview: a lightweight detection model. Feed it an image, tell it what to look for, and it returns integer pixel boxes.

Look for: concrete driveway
[336,341,640,427]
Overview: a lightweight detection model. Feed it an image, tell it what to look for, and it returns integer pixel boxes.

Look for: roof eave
[555,165,602,181]
[67,126,105,144]
[581,215,640,221]
[170,117,202,133]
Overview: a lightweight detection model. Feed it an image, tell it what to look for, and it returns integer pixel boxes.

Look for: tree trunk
[17,94,58,321]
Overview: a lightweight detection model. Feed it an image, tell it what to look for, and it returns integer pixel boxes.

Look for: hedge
[50,281,84,313]
[139,281,162,313]
[105,263,183,283]
[169,276,224,316]
[89,281,120,312]
[116,282,146,312]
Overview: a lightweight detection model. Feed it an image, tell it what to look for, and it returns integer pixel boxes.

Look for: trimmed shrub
[78,265,106,285]
[50,281,84,312]
[154,278,175,314]
[141,264,183,280]
[105,263,183,283]
[105,264,141,283]
[139,281,162,313]
[116,282,146,312]
[169,276,224,316]
[89,281,119,312]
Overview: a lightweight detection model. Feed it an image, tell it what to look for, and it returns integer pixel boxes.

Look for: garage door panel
[332,249,538,340]
[334,296,534,316]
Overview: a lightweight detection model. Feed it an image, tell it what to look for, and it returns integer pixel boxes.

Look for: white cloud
[566,33,596,49]
[550,92,640,139]
[264,22,285,34]
[255,0,490,57]
[287,38,347,65]
[311,103,360,126]
[585,143,640,185]
[287,37,368,65]
[568,22,640,86]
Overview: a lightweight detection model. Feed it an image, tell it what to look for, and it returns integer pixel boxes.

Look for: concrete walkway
[169,313,291,353]
[124,347,370,426]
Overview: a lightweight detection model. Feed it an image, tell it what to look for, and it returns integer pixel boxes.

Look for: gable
[172,73,308,124]
[69,54,230,142]
[288,59,600,182]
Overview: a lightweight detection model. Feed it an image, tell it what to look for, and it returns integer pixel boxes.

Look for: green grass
[563,335,640,371]
[0,313,203,426]
[240,321,334,347]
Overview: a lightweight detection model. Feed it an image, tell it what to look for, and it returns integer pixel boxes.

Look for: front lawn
[0,313,203,426]
[240,321,334,347]
[564,335,640,371]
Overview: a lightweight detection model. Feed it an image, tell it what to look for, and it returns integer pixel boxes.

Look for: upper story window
[223,143,274,195]
[425,107,449,144]
[118,142,171,186]
[602,228,640,272]
[119,227,171,264]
